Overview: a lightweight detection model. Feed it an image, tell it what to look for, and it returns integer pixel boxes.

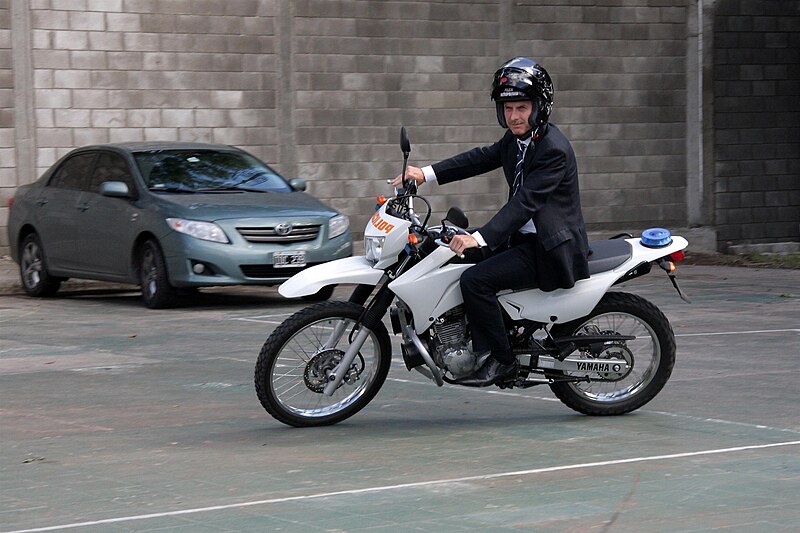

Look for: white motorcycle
[255,128,690,427]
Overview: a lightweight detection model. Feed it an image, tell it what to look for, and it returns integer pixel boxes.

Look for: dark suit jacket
[432,124,590,291]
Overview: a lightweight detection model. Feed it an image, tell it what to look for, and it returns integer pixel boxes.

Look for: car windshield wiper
[194,185,271,193]
[193,186,247,193]
[148,185,198,193]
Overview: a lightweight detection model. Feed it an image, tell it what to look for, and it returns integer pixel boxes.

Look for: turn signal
[667,261,676,273]
[376,195,387,205]
[408,234,419,245]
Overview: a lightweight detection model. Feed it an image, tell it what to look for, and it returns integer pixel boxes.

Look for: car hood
[152,191,337,221]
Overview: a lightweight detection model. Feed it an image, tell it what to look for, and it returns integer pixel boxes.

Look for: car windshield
[134,150,292,193]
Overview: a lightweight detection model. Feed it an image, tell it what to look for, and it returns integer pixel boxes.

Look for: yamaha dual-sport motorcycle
[255,128,690,427]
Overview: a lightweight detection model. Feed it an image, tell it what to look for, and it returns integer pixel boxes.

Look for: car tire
[139,239,177,309]
[19,233,62,297]
[301,285,335,302]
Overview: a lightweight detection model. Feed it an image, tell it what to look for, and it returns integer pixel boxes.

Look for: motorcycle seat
[587,239,632,275]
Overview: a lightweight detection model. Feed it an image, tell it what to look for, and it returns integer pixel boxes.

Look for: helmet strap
[526,100,540,129]
[515,129,533,140]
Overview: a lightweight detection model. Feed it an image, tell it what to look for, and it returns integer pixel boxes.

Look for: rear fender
[499,236,688,324]
[278,256,382,297]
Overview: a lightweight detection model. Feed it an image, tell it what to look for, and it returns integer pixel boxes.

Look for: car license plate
[273,251,306,268]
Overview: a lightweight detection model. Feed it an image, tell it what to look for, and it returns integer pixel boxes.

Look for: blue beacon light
[641,228,673,248]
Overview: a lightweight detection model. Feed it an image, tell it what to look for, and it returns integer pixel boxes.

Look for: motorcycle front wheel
[549,291,676,416]
[255,301,392,427]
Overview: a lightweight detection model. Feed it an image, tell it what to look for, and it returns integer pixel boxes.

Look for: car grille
[240,263,320,278]
[237,224,320,243]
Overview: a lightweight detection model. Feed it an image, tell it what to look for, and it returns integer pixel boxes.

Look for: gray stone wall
[713,0,800,246]
[27,0,277,167]
[4,1,788,256]
[289,0,507,226]
[1,3,12,216]
[513,0,688,233]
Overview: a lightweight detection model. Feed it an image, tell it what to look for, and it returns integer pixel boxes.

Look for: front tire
[19,233,61,297]
[255,301,392,427]
[549,292,676,416]
[138,239,176,309]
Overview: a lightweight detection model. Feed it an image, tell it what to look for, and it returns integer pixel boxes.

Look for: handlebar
[429,225,469,258]
[385,189,467,258]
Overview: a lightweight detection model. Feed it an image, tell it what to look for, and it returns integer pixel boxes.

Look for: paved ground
[0,262,799,532]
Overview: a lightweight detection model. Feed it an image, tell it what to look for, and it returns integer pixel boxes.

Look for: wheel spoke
[268,316,382,418]
[568,311,660,403]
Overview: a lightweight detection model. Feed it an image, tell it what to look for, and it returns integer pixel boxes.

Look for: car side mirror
[100,181,131,198]
[289,178,307,192]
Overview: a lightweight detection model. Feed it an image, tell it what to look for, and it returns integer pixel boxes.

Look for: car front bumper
[161,231,353,287]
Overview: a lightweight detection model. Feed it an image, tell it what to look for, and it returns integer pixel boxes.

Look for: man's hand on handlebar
[448,234,479,257]
[390,165,425,188]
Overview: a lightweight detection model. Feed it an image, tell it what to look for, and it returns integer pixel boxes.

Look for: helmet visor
[492,68,536,101]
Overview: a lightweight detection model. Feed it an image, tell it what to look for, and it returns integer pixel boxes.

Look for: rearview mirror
[444,207,469,229]
[400,127,411,156]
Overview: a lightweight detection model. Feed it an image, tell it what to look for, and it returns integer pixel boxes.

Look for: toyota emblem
[275,223,293,236]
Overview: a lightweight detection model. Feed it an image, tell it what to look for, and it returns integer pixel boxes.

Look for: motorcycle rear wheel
[549,292,676,416]
[255,301,391,427]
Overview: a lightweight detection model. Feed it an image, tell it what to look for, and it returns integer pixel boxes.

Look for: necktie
[512,139,527,197]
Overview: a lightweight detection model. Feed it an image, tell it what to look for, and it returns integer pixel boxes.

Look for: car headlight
[328,214,349,239]
[364,236,384,264]
[166,218,229,244]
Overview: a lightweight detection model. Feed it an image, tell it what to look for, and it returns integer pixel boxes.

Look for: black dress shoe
[454,358,519,387]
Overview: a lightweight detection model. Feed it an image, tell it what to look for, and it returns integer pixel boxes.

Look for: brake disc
[303,349,344,393]
[591,343,634,382]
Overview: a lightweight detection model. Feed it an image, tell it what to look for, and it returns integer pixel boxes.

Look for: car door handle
[77,203,90,211]
[36,199,48,206]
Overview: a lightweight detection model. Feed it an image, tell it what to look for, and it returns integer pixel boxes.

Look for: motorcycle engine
[428,306,477,378]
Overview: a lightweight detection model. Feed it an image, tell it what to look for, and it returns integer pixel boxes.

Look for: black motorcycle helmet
[491,57,554,130]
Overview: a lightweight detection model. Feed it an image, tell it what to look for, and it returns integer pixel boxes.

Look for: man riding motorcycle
[392,57,590,387]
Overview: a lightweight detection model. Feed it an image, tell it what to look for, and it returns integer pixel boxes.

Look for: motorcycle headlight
[328,214,349,239]
[166,218,229,244]
[364,236,385,264]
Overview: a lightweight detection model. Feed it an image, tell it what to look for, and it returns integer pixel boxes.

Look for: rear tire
[549,292,676,416]
[255,301,391,427]
[19,233,61,297]
[139,239,176,309]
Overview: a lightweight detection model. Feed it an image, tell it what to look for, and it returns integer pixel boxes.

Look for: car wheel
[19,233,62,297]
[139,239,177,309]
[301,285,335,302]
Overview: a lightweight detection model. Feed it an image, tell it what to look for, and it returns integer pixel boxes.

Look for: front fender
[278,256,382,297]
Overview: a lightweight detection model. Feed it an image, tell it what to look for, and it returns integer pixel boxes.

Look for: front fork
[322,276,395,396]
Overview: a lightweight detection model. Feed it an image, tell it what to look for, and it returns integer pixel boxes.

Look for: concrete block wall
[514,0,688,233]
[27,0,277,170]
[0,0,736,255]
[713,0,800,246]
[0,3,12,249]
[289,0,506,227]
